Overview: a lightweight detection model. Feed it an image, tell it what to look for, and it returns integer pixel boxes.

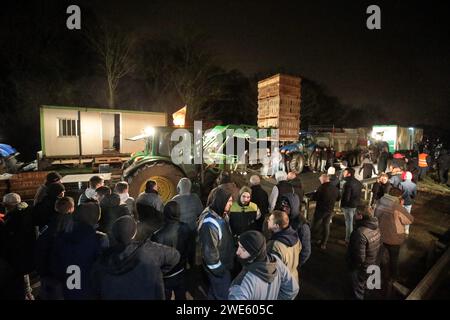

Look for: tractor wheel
[126,162,186,203]
[308,152,319,171]
[289,153,305,173]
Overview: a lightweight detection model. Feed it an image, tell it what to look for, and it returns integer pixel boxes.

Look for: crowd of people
[0,146,445,300]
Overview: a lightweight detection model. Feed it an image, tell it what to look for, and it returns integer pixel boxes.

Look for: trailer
[39,105,167,168]
[371,125,423,153]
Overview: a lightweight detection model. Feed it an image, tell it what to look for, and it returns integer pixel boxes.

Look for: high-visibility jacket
[418,153,428,168]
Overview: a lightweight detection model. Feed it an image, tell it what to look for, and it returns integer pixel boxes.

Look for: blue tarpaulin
[0,144,17,157]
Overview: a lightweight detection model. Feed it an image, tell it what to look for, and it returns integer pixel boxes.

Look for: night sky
[83,0,450,128]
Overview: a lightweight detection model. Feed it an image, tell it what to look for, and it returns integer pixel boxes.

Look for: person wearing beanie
[171,177,203,268]
[228,230,299,300]
[0,193,36,300]
[399,171,417,234]
[152,201,190,300]
[33,182,65,230]
[136,179,164,213]
[91,215,180,300]
[33,171,63,206]
[197,188,235,300]
[267,210,301,283]
[229,186,261,237]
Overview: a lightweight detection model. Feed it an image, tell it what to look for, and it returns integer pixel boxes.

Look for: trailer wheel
[289,153,305,173]
[126,162,185,203]
[308,152,319,171]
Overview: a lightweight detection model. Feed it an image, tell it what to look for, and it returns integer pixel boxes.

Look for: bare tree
[85,22,135,108]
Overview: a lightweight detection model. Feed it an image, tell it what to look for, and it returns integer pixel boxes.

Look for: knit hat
[47,183,65,198]
[404,171,413,181]
[112,215,137,245]
[2,193,21,206]
[239,230,267,262]
[327,167,336,175]
[46,171,62,184]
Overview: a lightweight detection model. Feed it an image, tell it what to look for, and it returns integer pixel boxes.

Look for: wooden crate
[258,74,301,99]
[258,96,301,118]
[258,74,301,88]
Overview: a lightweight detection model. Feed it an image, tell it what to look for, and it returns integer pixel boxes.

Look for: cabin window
[58,119,78,137]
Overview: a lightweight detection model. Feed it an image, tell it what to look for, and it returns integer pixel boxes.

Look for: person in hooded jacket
[33,182,65,231]
[228,230,299,300]
[267,210,301,284]
[33,171,62,206]
[171,178,204,267]
[206,171,240,206]
[50,202,108,299]
[78,175,104,205]
[92,215,180,300]
[136,180,165,240]
[152,201,190,300]
[346,207,381,300]
[229,186,261,238]
[197,188,235,300]
[98,192,131,241]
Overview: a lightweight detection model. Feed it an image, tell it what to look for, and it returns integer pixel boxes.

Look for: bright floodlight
[144,127,155,136]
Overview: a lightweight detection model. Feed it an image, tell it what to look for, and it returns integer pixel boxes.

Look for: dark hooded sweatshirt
[91,239,180,300]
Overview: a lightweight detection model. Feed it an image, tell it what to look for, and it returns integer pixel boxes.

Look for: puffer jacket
[347,216,381,271]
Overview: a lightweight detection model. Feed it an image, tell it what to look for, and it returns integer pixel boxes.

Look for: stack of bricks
[257,74,301,141]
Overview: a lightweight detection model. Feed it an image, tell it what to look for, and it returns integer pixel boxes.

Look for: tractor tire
[289,153,305,173]
[308,152,319,171]
[126,162,186,203]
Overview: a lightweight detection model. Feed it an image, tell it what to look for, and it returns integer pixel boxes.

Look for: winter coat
[228,254,299,300]
[389,173,403,189]
[92,239,180,300]
[399,180,417,206]
[33,184,48,206]
[374,194,414,245]
[371,182,392,205]
[359,161,377,179]
[51,221,103,299]
[229,201,260,237]
[99,194,132,236]
[347,217,381,271]
[136,203,164,240]
[267,226,301,282]
[152,220,190,277]
[171,193,204,232]
[197,209,235,277]
[136,191,164,213]
[378,151,389,172]
[312,182,339,219]
[78,188,97,205]
[289,178,304,209]
[251,184,269,218]
[33,195,59,229]
[269,181,295,212]
[0,202,36,275]
[341,176,363,208]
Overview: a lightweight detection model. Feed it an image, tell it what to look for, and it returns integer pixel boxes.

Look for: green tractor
[122,125,259,202]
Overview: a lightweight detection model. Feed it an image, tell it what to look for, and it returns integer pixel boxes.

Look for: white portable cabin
[40,105,167,158]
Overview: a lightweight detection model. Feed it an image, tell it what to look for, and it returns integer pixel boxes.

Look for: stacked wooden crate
[257,74,301,141]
